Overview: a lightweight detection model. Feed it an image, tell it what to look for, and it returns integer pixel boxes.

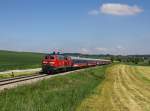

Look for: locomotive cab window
[45,56,49,59]
[45,55,54,59]
[50,56,54,59]
[64,57,68,60]
[58,55,65,60]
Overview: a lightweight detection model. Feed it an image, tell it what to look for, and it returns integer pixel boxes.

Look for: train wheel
[47,70,54,74]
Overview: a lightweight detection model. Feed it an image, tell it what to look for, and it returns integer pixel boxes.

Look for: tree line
[110,55,150,65]
[63,53,150,66]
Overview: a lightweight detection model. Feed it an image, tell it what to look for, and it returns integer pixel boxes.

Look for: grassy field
[0,68,41,79]
[0,66,106,111]
[0,50,44,71]
[76,64,150,111]
[1,63,149,111]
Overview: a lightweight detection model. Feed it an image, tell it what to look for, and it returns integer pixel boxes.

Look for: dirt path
[76,64,150,111]
[0,68,41,75]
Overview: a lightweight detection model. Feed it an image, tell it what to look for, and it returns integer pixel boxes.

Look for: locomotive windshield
[45,56,49,59]
[50,56,54,59]
[58,55,65,60]
[45,55,54,59]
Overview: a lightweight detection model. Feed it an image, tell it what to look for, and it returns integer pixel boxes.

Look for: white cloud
[80,48,90,54]
[100,3,143,16]
[77,46,127,55]
[116,45,125,50]
[95,47,108,51]
[88,10,99,15]
[110,45,127,55]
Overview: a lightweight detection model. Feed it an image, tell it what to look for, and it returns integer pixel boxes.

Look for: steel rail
[0,74,48,86]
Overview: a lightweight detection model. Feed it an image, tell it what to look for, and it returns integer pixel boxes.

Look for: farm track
[76,64,150,111]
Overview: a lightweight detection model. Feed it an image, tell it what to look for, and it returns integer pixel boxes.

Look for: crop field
[0,50,44,71]
[76,64,150,111]
[0,66,106,111]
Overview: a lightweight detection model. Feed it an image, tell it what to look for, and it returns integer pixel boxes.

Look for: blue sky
[0,0,150,55]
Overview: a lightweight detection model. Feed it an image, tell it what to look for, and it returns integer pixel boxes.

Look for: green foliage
[64,53,150,66]
[0,50,44,71]
[63,53,112,59]
[148,60,150,65]
[0,66,106,111]
[108,55,150,66]
[110,56,114,63]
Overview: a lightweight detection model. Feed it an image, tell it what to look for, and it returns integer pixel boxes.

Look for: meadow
[0,66,106,111]
[0,50,44,71]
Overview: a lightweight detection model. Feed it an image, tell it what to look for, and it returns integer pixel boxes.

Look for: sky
[0,0,150,55]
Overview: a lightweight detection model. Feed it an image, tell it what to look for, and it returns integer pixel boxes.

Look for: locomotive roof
[45,54,110,62]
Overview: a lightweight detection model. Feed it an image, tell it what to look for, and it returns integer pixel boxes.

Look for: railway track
[0,74,48,86]
[0,68,86,91]
[0,66,102,91]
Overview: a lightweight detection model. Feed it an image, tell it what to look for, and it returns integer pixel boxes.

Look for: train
[42,52,111,74]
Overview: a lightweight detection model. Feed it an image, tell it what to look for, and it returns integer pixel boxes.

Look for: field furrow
[76,64,150,111]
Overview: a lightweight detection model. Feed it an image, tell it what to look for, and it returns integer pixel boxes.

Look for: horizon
[1,49,150,56]
[0,0,150,55]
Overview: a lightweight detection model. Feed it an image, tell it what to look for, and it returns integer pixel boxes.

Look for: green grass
[0,66,107,111]
[0,71,40,79]
[0,50,44,71]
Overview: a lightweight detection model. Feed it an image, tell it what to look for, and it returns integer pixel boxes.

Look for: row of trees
[63,53,150,65]
[110,55,150,65]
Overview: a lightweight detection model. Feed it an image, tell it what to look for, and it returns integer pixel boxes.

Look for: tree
[148,60,150,65]
[134,58,139,64]
[110,56,114,63]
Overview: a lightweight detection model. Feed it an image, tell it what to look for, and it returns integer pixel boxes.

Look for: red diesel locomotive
[42,52,111,74]
[42,53,73,73]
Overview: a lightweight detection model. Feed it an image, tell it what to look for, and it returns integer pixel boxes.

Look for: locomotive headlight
[49,62,55,64]
[43,61,48,64]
